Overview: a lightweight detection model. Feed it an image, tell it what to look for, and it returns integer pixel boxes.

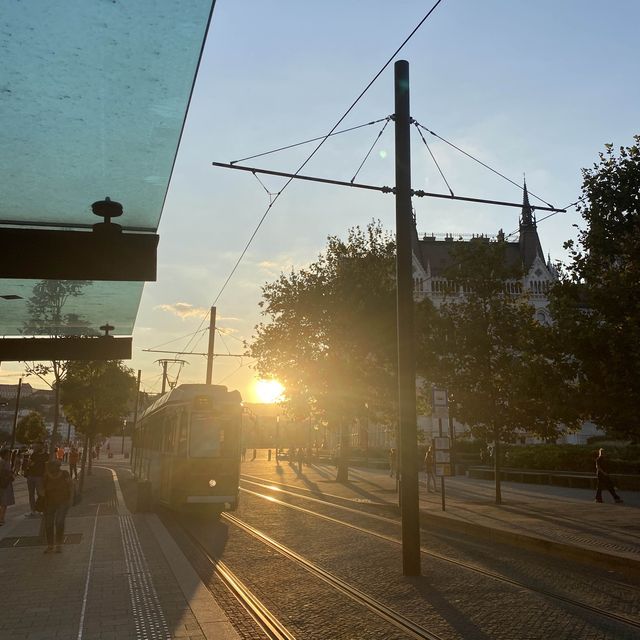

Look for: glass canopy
[0,0,216,341]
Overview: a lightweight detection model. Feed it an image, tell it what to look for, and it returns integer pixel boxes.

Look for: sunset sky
[3,0,639,403]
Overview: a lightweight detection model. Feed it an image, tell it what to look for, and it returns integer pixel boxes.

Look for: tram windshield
[189,412,227,457]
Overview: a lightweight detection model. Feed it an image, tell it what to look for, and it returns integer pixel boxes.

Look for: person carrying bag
[42,460,72,553]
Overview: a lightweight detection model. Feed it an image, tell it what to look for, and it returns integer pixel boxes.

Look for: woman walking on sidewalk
[0,448,16,525]
[42,460,72,553]
[595,448,623,504]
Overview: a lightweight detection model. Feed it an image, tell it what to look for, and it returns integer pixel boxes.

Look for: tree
[550,136,640,441]
[16,411,48,444]
[61,360,136,488]
[416,239,580,504]
[248,221,400,481]
[21,280,96,452]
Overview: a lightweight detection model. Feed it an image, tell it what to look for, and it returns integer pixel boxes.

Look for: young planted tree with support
[21,280,95,455]
[60,360,136,493]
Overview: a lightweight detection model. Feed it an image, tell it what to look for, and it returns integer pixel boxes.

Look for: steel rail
[223,513,445,640]
[179,523,296,640]
[240,473,394,510]
[240,481,640,632]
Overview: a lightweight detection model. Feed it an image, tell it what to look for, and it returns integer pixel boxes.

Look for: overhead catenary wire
[147,327,209,352]
[167,0,448,370]
[209,0,447,311]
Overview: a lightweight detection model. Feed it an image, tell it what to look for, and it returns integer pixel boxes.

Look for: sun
[254,379,284,404]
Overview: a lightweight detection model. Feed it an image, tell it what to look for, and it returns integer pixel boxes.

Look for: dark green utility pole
[10,377,23,450]
[394,60,421,576]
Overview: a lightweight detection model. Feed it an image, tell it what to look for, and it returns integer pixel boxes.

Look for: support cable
[176,0,446,363]
[350,117,392,183]
[413,121,454,197]
[252,171,280,203]
[230,118,390,165]
[414,121,556,209]
[210,0,446,308]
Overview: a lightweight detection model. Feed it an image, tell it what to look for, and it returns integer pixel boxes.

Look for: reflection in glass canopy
[1,1,216,343]
[0,279,143,337]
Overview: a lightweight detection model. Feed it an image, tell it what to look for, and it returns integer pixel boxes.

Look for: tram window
[189,413,226,457]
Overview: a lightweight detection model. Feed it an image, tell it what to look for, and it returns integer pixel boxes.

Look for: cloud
[154,302,209,320]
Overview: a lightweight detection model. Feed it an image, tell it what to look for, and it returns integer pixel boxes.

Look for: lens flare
[254,379,284,403]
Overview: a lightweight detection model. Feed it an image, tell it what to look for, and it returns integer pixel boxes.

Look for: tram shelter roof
[0,0,216,361]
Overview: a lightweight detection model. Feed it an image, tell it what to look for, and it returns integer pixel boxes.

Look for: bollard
[268,449,272,461]
[252,449,256,460]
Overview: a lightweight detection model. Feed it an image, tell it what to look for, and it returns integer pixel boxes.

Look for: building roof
[414,183,546,278]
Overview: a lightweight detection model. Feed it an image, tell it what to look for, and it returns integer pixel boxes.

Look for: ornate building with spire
[410,184,601,446]
[411,183,558,325]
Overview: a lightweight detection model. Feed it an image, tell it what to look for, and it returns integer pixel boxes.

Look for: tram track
[239,478,640,633]
[222,512,447,640]
[172,518,297,640]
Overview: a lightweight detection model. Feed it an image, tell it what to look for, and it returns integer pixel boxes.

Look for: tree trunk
[48,381,61,461]
[87,435,94,476]
[78,432,89,495]
[494,431,502,505]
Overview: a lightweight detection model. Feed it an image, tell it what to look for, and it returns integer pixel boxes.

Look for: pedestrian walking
[425,445,437,492]
[55,446,64,463]
[68,446,80,480]
[595,448,623,504]
[12,448,24,475]
[42,460,72,553]
[0,448,16,526]
[24,442,48,518]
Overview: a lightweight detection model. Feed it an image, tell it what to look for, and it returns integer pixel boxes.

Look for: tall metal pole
[131,369,141,473]
[394,60,421,576]
[161,360,168,394]
[10,377,23,450]
[206,306,216,384]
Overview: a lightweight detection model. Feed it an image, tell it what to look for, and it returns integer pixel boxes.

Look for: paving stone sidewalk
[0,464,239,640]
[241,455,640,570]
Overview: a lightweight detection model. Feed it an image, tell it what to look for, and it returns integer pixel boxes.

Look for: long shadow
[403,576,494,640]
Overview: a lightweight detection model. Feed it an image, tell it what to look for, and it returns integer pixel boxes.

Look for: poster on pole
[432,388,449,419]
[434,436,451,476]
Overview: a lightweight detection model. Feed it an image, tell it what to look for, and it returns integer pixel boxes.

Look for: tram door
[159,415,175,505]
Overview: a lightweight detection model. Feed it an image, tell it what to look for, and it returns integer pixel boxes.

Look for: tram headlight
[208,479,217,488]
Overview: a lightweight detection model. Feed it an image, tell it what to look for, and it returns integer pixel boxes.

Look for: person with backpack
[24,442,48,518]
[68,446,80,480]
[42,460,73,553]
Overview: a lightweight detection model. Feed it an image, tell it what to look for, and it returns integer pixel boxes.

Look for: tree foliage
[16,411,48,444]
[21,279,96,445]
[248,221,399,440]
[550,136,640,441]
[416,239,581,502]
[60,360,136,438]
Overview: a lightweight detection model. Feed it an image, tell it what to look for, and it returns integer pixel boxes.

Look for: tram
[131,383,242,512]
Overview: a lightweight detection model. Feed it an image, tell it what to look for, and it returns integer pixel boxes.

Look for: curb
[420,509,640,576]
